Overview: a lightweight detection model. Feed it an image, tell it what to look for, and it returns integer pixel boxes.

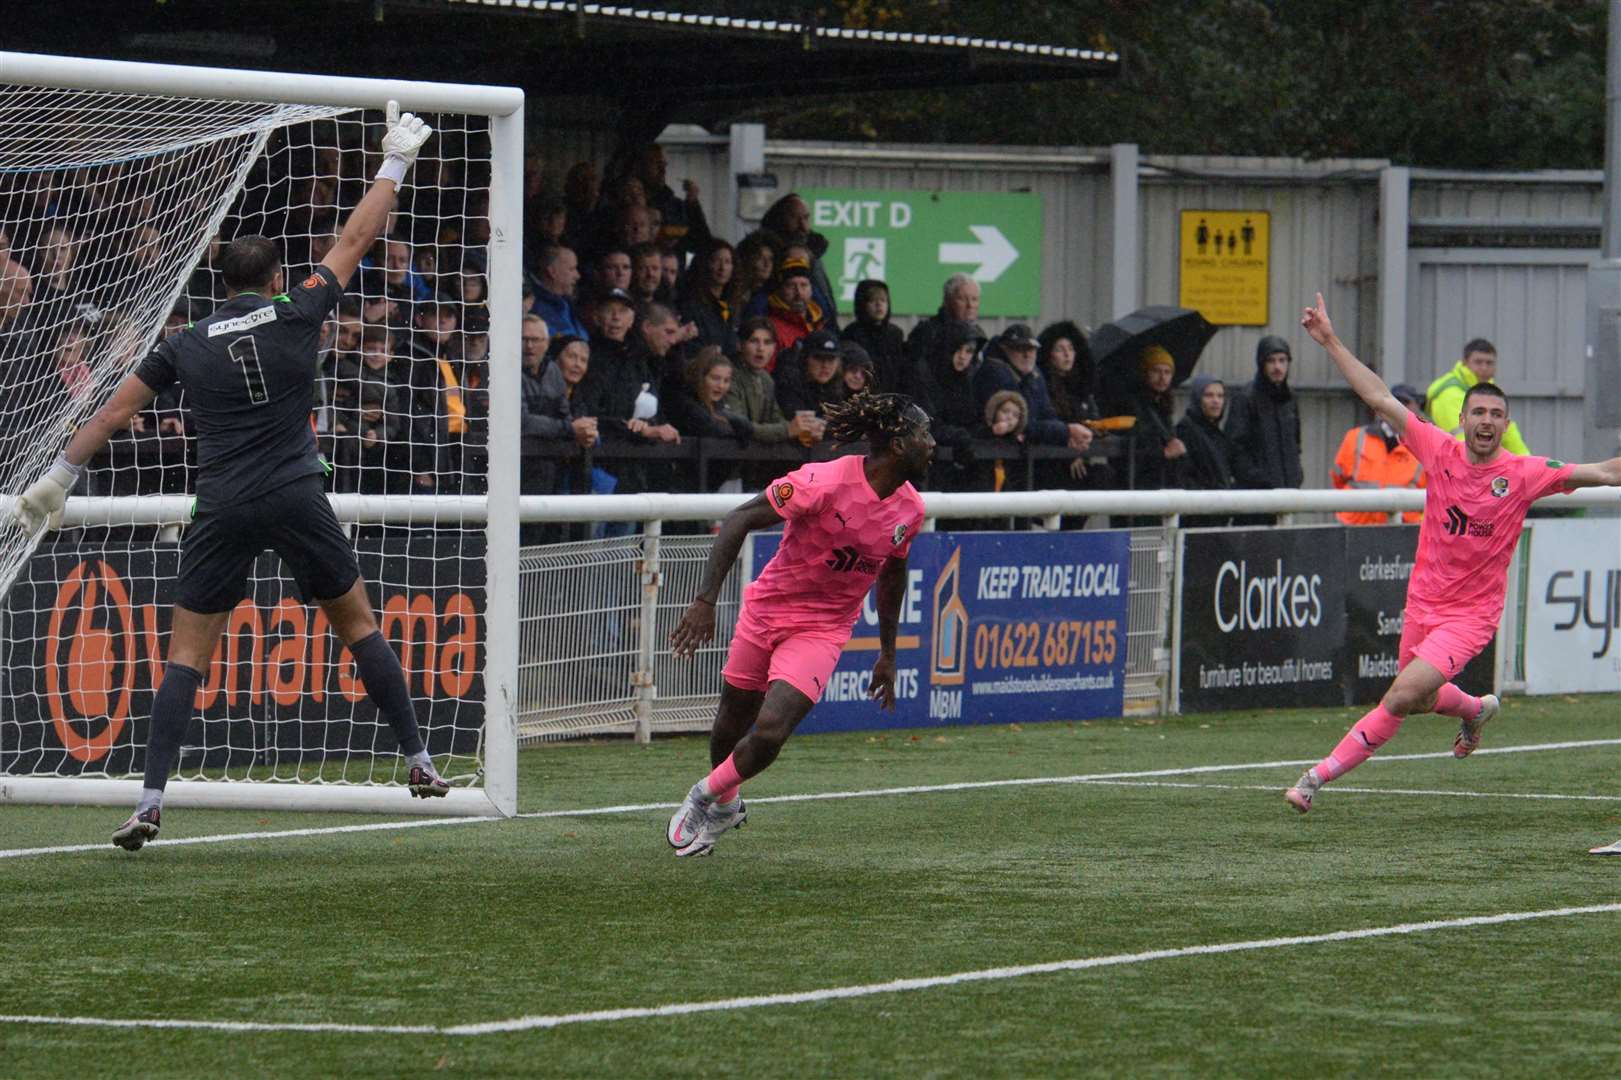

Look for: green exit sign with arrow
[800,189,1043,318]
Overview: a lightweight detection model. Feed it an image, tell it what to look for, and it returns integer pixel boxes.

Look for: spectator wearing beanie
[765,255,827,355]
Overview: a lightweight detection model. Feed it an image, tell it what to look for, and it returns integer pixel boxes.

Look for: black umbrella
[1089,306,1219,396]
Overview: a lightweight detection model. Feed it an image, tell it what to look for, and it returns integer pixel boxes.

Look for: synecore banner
[748,531,1131,732]
[1,536,484,776]
[1523,518,1621,694]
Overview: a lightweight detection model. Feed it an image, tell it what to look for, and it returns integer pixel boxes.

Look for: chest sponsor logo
[1443,505,1495,538]
[1491,476,1509,498]
[206,306,278,337]
[826,545,881,574]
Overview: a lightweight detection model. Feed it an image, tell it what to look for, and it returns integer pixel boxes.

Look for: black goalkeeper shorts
[175,475,361,614]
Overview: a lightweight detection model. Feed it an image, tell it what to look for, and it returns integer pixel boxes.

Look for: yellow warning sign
[1178,210,1269,326]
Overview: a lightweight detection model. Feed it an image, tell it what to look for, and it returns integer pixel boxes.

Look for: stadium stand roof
[1,1,1118,133]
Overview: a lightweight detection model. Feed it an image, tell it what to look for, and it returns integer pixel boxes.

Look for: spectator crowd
[2,114,1511,534]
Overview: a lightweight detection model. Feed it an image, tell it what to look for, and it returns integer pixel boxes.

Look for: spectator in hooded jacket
[839,340,876,398]
[1036,319,1113,526]
[910,320,986,492]
[981,389,1030,495]
[840,279,908,395]
[1174,373,1237,527]
[1226,333,1304,490]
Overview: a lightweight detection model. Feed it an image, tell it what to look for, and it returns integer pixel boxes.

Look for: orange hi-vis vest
[1331,423,1425,525]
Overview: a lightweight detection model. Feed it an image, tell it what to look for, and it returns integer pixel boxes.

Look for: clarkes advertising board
[1,536,484,776]
[1179,525,1499,712]
[1522,519,1621,694]
[1178,528,1347,712]
[748,531,1131,733]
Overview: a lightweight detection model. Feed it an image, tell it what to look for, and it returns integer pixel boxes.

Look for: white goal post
[0,52,523,818]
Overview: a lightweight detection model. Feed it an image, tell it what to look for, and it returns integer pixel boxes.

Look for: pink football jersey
[745,454,926,630]
[1401,416,1575,624]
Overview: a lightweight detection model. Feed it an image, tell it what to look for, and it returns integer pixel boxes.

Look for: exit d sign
[801,189,1043,318]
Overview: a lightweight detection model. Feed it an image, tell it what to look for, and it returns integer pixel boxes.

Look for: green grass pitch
[3,694,1618,1078]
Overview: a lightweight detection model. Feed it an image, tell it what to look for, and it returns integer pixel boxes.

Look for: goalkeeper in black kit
[10,103,442,851]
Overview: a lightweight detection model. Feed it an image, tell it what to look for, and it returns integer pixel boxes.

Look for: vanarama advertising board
[748,531,1131,732]
[1,536,484,776]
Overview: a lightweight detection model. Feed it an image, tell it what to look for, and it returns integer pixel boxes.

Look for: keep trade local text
[976,563,1122,601]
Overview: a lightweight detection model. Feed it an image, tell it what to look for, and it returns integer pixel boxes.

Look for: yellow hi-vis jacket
[1424,360,1529,455]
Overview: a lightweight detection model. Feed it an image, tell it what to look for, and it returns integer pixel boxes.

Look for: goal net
[0,54,522,816]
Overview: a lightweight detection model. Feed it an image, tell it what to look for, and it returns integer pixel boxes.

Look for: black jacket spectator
[840,279,908,395]
[676,239,739,356]
[1226,334,1304,489]
[1120,354,1186,492]
[1175,374,1236,492]
[909,320,986,490]
[1038,321,1102,425]
[973,329,1070,446]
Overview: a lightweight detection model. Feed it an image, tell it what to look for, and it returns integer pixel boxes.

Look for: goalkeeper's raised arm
[322,101,431,289]
[1300,292,1410,436]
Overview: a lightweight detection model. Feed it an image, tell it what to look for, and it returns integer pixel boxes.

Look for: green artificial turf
[2,695,1618,1078]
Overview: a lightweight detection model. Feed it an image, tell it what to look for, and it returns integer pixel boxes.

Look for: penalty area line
[2,903,1616,1037]
[1071,779,1621,802]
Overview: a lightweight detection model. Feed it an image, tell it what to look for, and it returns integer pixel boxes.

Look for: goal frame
[0,51,524,818]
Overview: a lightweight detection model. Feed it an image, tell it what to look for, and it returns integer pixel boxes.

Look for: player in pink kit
[1287,293,1621,816]
[666,394,933,856]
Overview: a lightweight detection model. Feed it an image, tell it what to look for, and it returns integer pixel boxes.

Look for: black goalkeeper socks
[141,662,205,793]
[350,630,426,757]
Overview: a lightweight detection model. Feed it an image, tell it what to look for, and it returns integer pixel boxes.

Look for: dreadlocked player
[666,393,935,857]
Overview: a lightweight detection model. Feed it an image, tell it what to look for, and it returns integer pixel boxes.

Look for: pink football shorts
[1398,608,1497,681]
[720,602,848,703]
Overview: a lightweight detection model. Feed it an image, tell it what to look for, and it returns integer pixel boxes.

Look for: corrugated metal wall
[652,132,1603,481]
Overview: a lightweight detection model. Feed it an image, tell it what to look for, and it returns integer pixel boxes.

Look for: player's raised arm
[11,372,157,532]
[1301,292,1410,435]
[1565,455,1621,489]
[321,101,432,289]
[669,493,784,658]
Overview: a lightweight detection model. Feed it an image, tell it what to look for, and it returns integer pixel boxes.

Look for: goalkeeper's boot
[408,763,450,799]
[705,797,748,841]
[111,807,161,851]
[1588,839,1621,856]
[667,783,714,857]
[1453,694,1499,759]
[1284,768,1323,814]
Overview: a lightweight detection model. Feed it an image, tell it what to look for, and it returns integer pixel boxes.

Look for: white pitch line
[514,737,1621,819]
[1071,779,1621,802]
[4,737,1616,860]
[0,814,501,860]
[2,903,1615,1038]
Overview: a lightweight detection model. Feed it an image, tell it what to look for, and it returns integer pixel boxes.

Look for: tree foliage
[713,0,1606,168]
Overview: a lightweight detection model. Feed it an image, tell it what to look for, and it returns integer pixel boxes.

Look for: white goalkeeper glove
[376,100,432,185]
[13,455,81,533]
